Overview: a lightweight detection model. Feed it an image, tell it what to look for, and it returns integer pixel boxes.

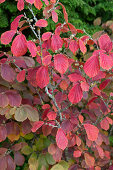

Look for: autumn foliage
[0,0,113,169]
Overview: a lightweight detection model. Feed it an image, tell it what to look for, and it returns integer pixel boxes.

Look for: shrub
[0,0,113,169]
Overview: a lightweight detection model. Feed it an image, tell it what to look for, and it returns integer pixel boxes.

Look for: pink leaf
[100,118,109,130]
[73,150,82,158]
[42,0,49,5]
[58,2,68,23]
[11,15,24,30]
[99,79,110,90]
[17,0,24,11]
[0,93,9,108]
[56,128,68,150]
[17,70,26,82]
[84,153,95,168]
[31,121,44,132]
[47,111,57,120]
[42,32,52,41]
[81,81,89,92]
[54,54,68,74]
[79,39,87,54]
[35,19,48,27]
[51,34,63,51]
[68,83,83,104]
[92,86,101,96]
[98,34,112,53]
[25,0,34,4]
[42,55,52,66]
[51,10,58,23]
[34,0,43,10]
[36,66,49,88]
[27,41,37,57]
[69,40,79,54]
[0,0,5,4]
[96,145,104,159]
[1,30,16,45]
[99,53,113,70]
[84,124,99,141]
[11,34,27,57]
[1,63,16,82]
[68,72,85,82]
[84,55,100,77]
[14,151,25,166]
[0,126,7,142]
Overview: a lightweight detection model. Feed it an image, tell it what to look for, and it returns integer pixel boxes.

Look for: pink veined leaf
[51,10,58,23]
[42,32,52,41]
[25,0,34,4]
[47,112,57,120]
[42,55,52,66]
[58,2,68,23]
[99,53,113,70]
[84,54,100,78]
[17,0,24,11]
[84,124,99,141]
[17,70,26,82]
[79,39,87,54]
[11,14,24,30]
[54,54,69,74]
[42,0,49,5]
[73,150,82,158]
[1,30,16,45]
[68,72,85,82]
[100,118,109,130]
[27,41,37,57]
[51,34,63,51]
[68,82,83,104]
[69,40,79,54]
[36,66,49,89]
[0,0,5,4]
[34,0,43,10]
[0,93,9,108]
[1,63,16,82]
[35,19,48,27]
[56,128,68,150]
[11,34,27,57]
[99,79,110,90]
[31,121,44,132]
[98,34,112,53]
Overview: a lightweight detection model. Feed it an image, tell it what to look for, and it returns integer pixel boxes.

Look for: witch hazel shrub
[0,0,113,169]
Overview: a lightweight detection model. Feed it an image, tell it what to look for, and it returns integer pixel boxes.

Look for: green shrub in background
[0,0,113,36]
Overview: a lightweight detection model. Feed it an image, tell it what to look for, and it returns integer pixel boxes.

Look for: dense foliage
[0,0,113,169]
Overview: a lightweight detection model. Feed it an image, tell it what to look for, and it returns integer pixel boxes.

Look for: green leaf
[24,133,34,140]
[59,160,69,170]
[21,145,33,155]
[45,153,56,165]
[51,164,64,170]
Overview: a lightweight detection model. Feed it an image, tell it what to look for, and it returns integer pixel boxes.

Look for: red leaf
[34,0,43,10]
[0,93,9,108]
[17,70,26,82]
[25,0,34,4]
[6,155,16,170]
[47,111,57,120]
[31,121,44,132]
[68,83,83,104]
[69,40,79,54]
[11,15,24,30]
[11,34,27,57]
[27,41,37,57]
[68,72,85,82]
[84,55,100,77]
[99,53,113,70]
[73,150,82,158]
[1,63,16,82]
[56,128,68,150]
[1,30,16,45]
[36,66,49,88]
[61,120,73,133]
[51,34,63,51]
[42,55,52,66]
[84,124,99,141]
[42,32,52,41]
[6,90,22,107]
[26,67,39,87]
[81,81,89,92]
[17,0,24,11]
[100,118,109,130]
[14,151,25,166]
[99,79,110,90]
[92,86,101,96]
[79,39,87,54]
[35,19,48,27]
[59,2,68,23]
[98,34,112,53]
[51,10,58,23]
[68,23,77,34]
[84,153,95,168]
[96,145,104,159]
[54,54,68,74]
[0,126,7,142]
